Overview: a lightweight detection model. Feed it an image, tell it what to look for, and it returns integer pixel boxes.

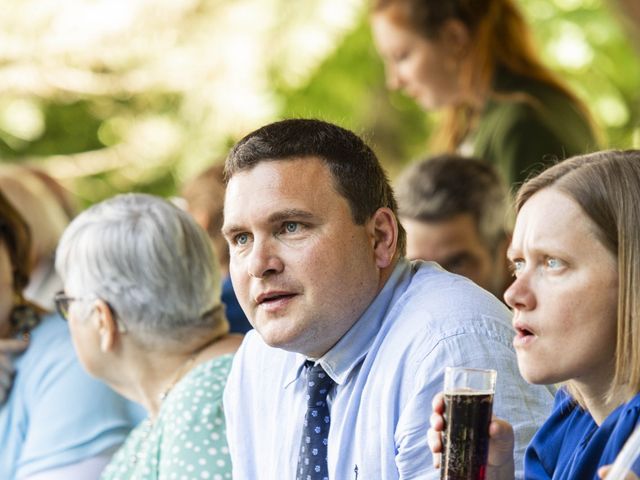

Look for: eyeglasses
[54,291,125,332]
[54,291,117,318]
[54,291,88,321]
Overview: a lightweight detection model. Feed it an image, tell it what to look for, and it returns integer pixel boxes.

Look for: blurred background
[1,0,639,206]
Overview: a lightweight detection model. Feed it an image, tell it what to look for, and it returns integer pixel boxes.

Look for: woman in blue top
[0,189,141,480]
[428,149,640,479]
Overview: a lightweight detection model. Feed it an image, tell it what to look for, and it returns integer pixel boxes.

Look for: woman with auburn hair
[371,0,598,186]
[428,150,640,478]
[0,189,141,480]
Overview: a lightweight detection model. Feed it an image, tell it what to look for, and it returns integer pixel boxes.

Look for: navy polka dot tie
[296,361,335,480]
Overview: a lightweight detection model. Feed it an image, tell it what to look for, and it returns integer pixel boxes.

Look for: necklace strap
[158,352,198,401]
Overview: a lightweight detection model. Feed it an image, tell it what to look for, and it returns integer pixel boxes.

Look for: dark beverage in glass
[440,367,497,480]
[441,390,494,480]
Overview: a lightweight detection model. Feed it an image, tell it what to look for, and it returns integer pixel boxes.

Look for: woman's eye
[546,257,562,269]
[510,259,525,276]
[394,51,409,63]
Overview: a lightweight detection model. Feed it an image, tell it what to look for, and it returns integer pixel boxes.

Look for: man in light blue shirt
[222,119,553,479]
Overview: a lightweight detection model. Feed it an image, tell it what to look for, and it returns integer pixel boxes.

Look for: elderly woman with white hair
[55,193,242,479]
[0,188,140,480]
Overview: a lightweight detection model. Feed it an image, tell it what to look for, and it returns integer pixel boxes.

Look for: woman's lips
[513,322,536,348]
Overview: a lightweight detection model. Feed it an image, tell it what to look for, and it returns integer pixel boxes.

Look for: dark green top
[468,69,598,188]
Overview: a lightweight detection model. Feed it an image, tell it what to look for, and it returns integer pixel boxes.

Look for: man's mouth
[256,291,297,306]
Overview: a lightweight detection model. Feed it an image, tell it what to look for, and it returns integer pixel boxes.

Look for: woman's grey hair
[55,193,224,347]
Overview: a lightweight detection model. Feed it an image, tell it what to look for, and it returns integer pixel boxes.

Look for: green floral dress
[101,354,234,480]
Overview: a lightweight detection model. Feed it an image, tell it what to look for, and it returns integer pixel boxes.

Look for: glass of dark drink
[440,367,497,480]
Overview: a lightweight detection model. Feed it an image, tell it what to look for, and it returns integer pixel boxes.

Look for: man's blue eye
[285,222,298,233]
[236,233,249,245]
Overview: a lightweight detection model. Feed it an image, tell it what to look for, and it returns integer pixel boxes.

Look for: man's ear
[369,207,398,269]
[92,300,119,353]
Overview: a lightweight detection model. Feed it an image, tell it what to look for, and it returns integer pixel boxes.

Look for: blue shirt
[525,388,640,479]
[0,314,143,479]
[223,259,554,479]
[222,275,252,334]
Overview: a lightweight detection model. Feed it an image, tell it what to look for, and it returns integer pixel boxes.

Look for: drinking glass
[440,367,497,480]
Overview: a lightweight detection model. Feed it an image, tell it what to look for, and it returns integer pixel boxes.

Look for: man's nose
[247,237,284,279]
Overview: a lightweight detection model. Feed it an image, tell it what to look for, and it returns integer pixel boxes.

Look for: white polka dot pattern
[100,354,234,480]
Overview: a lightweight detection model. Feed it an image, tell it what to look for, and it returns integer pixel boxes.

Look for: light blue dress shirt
[0,314,144,479]
[223,259,554,479]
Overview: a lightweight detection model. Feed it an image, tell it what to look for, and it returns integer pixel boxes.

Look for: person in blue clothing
[221,118,553,479]
[181,164,252,334]
[0,188,141,480]
[428,149,640,479]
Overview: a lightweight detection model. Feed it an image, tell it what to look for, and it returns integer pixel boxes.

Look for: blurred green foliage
[523,0,640,148]
[275,18,432,179]
[0,0,638,206]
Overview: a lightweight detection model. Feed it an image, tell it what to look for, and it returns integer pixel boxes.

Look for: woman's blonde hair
[516,150,640,404]
[372,0,594,151]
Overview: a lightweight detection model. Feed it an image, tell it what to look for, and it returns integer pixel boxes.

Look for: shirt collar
[284,258,414,387]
